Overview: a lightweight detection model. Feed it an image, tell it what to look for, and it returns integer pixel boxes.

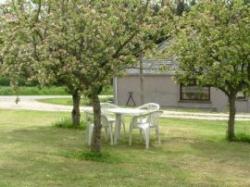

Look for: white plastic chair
[101,103,119,110]
[86,113,114,146]
[137,103,160,111]
[129,110,162,149]
[101,103,126,133]
[136,103,160,124]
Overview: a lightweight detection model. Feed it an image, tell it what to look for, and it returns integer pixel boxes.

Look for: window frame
[179,84,211,102]
[236,92,248,101]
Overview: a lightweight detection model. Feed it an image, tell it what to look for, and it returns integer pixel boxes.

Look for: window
[236,92,247,100]
[180,84,210,101]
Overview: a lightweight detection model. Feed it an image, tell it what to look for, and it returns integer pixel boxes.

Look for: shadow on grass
[52,118,86,130]
[61,150,122,164]
[235,133,250,143]
[189,137,250,162]
[3,122,250,165]
[0,125,85,149]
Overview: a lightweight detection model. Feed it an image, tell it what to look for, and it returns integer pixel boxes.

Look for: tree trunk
[227,94,236,141]
[71,90,81,127]
[90,94,102,153]
[139,56,144,105]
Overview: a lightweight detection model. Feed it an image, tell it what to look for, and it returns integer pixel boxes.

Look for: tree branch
[112,0,151,59]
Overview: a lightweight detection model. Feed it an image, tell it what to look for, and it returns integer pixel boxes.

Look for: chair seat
[107,117,126,134]
[107,117,115,122]
[137,118,148,123]
[129,110,162,149]
[137,123,155,129]
[138,123,149,129]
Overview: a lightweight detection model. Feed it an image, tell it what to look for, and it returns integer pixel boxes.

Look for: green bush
[0,76,40,86]
[0,77,10,86]
[101,85,113,95]
[0,86,67,95]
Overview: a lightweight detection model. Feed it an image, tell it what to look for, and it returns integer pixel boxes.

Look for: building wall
[115,75,250,112]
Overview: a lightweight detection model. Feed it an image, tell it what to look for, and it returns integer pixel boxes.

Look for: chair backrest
[130,112,151,128]
[85,111,94,122]
[101,103,119,109]
[131,110,162,128]
[149,110,163,127]
[101,114,110,127]
[101,103,119,113]
[137,103,160,111]
[85,111,110,128]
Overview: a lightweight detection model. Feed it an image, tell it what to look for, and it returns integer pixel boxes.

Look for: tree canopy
[2,0,172,152]
[172,0,250,140]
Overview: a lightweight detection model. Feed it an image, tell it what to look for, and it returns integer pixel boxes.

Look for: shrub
[0,86,67,95]
[101,85,113,95]
[0,77,10,86]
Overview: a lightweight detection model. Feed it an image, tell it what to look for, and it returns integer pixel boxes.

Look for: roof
[126,58,177,75]
[125,38,177,76]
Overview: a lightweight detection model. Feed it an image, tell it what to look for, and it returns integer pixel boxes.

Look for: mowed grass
[0,110,249,187]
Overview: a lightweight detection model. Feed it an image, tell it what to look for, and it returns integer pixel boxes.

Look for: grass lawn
[37,96,113,106]
[0,110,250,187]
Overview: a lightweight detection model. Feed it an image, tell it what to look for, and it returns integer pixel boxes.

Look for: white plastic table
[106,108,147,145]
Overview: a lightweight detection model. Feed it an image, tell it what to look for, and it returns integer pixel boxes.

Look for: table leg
[114,113,121,145]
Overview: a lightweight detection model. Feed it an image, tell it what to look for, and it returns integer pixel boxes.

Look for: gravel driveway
[0,96,249,121]
[0,96,91,112]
